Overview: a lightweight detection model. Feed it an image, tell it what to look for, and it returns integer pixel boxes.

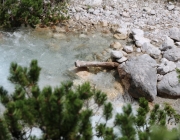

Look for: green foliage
[0,118,12,139]
[0,0,69,28]
[8,60,41,87]
[1,60,180,140]
[150,126,180,140]
[96,123,116,140]
[0,60,111,139]
[103,102,113,121]
[115,104,136,140]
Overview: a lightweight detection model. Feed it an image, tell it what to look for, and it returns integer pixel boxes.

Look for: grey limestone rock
[75,7,83,12]
[122,51,128,57]
[88,8,95,13]
[84,0,102,6]
[118,54,157,101]
[157,74,164,82]
[150,10,156,15]
[116,56,128,63]
[163,48,180,61]
[157,58,176,75]
[176,61,180,69]
[93,9,100,15]
[167,5,175,11]
[122,12,130,18]
[175,42,180,46]
[158,71,180,98]
[143,7,151,12]
[123,46,133,53]
[157,65,170,75]
[116,28,128,35]
[161,36,175,51]
[157,58,176,74]
[71,7,76,13]
[111,50,123,59]
[136,48,141,52]
[169,27,180,41]
[133,35,147,41]
[141,43,161,59]
[133,35,151,48]
[132,28,144,36]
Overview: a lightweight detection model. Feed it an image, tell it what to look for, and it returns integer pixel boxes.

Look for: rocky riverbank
[31,0,180,111]
[60,0,180,107]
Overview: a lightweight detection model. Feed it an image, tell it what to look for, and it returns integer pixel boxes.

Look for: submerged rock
[114,33,127,40]
[53,33,66,39]
[110,41,122,50]
[118,54,157,101]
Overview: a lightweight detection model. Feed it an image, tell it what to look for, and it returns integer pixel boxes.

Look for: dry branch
[75,60,119,68]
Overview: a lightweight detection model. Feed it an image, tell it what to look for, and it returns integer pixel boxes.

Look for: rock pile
[109,28,180,101]
[68,0,180,101]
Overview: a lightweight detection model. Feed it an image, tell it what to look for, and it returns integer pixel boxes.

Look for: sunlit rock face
[118,54,157,101]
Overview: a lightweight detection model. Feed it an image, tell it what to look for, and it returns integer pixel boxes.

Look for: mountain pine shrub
[0,60,180,139]
[0,0,69,28]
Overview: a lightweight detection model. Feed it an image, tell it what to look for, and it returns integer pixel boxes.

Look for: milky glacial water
[0,28,140,139]
[0,28,117,93]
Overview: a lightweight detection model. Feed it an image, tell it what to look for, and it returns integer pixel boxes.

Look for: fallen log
[75,60,119,68]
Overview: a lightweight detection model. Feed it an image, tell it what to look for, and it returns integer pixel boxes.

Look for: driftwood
[75,60,119,68]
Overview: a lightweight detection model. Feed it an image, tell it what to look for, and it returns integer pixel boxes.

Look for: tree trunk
[75,60,119,68]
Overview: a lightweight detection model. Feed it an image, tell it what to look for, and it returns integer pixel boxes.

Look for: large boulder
[157,71,180,98]
[163,48,180,61]
[118,54,157,101]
